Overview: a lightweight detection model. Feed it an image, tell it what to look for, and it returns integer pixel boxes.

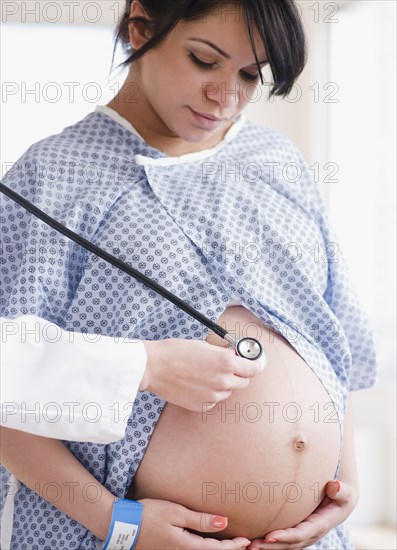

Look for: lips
[192,110,226,122]
[189,108,228,130]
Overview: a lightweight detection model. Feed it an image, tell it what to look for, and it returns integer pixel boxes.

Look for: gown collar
[95,104,246,166]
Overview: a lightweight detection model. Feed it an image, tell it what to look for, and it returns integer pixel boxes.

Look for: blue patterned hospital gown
[0,105,377,549]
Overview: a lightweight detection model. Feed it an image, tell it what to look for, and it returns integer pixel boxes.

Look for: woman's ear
[128,1,151,50]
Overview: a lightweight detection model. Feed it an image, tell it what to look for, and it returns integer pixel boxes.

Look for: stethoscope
[0,183,265,363]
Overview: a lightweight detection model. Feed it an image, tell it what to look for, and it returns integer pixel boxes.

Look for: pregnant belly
[127,306,341,539]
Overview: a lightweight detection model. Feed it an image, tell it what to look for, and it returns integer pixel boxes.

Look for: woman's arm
[0,427,250,550]
[336,394,359,494]
[248,394,359,549]
[0,427,115,540]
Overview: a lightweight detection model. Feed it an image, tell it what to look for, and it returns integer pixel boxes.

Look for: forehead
[169,6,267,63]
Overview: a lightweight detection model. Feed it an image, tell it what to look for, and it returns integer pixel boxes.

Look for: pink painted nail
[328,480,341,496]
[212,515,228,528]
[264,538,278,543]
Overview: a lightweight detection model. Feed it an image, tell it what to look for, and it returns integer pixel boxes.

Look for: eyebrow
[188,38,231,58]
[188,37,268,66]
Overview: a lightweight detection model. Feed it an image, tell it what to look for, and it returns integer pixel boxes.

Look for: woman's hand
[135,498,251,550]
[247,480,359,550]
[140,339,265,412]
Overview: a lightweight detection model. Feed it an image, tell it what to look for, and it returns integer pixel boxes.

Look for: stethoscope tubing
[0,183,234,344]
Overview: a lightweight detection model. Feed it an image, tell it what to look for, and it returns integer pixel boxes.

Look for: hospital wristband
[102,499,143,550]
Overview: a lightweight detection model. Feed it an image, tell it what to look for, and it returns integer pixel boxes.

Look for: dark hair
[111,0,307,97]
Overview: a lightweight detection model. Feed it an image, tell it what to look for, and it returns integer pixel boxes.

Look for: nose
[202,76,241,110]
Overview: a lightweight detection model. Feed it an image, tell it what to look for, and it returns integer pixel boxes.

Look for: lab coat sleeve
[0,315,147,443]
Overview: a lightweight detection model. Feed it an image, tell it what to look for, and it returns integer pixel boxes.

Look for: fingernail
[264,538,277,543]
[212,515,228,528]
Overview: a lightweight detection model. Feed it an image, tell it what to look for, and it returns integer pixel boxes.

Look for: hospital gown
[0,105,377,549]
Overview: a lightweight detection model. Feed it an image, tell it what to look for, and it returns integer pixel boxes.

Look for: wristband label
[106,520,139,550]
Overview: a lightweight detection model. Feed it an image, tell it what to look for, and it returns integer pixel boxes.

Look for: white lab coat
[0,315,147,443]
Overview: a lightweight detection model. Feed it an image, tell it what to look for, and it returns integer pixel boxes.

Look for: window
[1,23,127,170]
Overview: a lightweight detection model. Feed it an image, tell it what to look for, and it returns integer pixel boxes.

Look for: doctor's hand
[247,480,358,550]
[135,498,251,550]
[140,339,265,412]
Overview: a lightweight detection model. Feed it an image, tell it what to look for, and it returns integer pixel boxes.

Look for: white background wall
[1,0,396,538]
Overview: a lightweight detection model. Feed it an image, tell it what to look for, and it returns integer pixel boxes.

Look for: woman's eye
[189,52,216,70]
[240,71,260,82]
[189,52,259,82]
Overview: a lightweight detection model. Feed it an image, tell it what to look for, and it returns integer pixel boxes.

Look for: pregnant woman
[0,1,377,549]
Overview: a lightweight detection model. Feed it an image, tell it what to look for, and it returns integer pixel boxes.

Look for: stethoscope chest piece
[236,337,265,362]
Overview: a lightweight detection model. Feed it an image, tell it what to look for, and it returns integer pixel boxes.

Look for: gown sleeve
[0,142,148,443]
[285,142,378,392]
[0,145,86,324]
